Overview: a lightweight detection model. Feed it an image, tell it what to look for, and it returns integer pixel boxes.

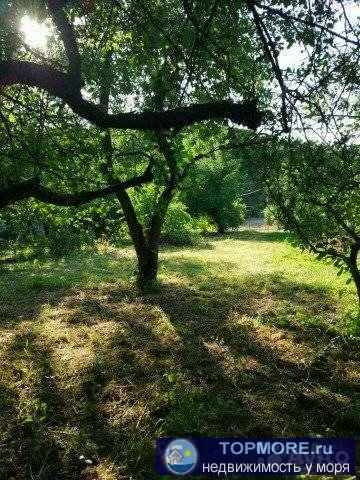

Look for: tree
[182,138,248,234]
[1,0,359,287]
[0,1,263,131]
[258,139,360,305]
[99,120,258,287]
[0,0,267,288]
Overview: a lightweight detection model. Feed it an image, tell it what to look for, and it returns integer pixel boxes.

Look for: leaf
[8,112,15,123]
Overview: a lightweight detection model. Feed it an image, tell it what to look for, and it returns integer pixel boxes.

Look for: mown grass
[0,230,359,480]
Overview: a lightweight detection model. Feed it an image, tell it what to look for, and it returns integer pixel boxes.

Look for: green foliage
[132,185,200,246]
[130,184,157,229]
[160,371,242,436]
[162,200,200,246]
[47,226,94,258]
[257,139,360,303]
[342,308,360,336]
[182,148,247,233]
[191,214,217,235]
[0,199,117,257]
[22,399,49,431]
[263,205,278,226]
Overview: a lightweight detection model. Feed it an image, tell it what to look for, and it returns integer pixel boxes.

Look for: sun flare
[20,15,50,49]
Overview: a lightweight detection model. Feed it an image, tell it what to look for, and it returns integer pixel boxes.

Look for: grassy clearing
[0,230,359,479]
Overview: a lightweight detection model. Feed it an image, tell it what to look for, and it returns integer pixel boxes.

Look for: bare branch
[255,1,360,47]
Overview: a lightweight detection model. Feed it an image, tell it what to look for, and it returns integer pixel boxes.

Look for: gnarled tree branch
[0,160,153,208]
[0,61,263,131]
[47,0,82,83]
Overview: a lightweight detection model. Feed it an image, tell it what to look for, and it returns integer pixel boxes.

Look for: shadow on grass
[71,276,360,479]
[1,331,67,479]
[0,246,359,479]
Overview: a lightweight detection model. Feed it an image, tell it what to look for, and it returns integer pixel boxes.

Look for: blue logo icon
[164,438,198,475]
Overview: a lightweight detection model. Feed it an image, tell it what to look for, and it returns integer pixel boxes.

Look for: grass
[0,230,359,479]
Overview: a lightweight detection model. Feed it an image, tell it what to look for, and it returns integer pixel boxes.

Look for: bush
[263,205,278,226]
[191,214,217,234]
[182,152,248,233]
[47,227,95,257]
[162,201,200,245]
[0,198,127,254]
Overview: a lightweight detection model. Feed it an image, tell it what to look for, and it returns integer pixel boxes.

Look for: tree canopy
[1,0,360,289]
[257,139,360,302]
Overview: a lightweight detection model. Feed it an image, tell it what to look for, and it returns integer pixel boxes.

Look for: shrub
[263,205,278,226]
[162,200,200,245]
[192,214,217,234]
[182,153,247,233]
[47,227,95,257]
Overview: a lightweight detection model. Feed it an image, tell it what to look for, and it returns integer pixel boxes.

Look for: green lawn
[0,231,359,479]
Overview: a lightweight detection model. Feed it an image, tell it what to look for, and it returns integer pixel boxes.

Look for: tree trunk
[211,209,225,235]
[113,190,155,289]
[114,187,175,290]
[137,243,159,289]
[217,223,225,234]
[350,269,360,306]
[353,272,360,306]
[349,244,360,305]
[214,217,225,234]
[138,186,174,288]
